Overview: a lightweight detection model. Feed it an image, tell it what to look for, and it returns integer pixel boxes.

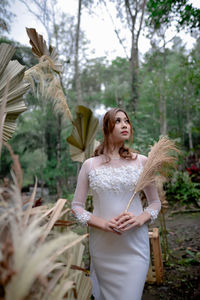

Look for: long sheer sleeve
[71,159,92,225]
[139,155,161,222]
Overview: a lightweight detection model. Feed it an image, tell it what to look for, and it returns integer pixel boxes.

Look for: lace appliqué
[89,166,142,194]
[144,207,159,223]
[76,210,91,226]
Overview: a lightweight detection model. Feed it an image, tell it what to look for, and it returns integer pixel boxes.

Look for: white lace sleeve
[71,159,92,225]
[139,155,161,223]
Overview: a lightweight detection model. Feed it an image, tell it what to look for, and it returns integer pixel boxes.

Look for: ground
[142,210,200,300]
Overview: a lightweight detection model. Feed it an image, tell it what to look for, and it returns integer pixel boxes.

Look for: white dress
[72,154,161,300]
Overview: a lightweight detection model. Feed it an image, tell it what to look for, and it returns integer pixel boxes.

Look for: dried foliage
[0,146,91,300]
[0,81,8,156]
[125,136,180,211]
[24,28,73,122]
[67,105,99,162]
[0,35,92,300]
[0,43,30,144]
[3,142,23,191]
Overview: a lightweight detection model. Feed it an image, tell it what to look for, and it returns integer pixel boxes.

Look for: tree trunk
[159,94,167,135]
[186,103,193,151]
[129,42,139,112]
[159,38,167,135]
[74,0,83,104]
[125,0,146,112]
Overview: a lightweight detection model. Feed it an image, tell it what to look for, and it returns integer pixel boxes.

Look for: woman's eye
[115,118,120,123]
[125,119,129,124]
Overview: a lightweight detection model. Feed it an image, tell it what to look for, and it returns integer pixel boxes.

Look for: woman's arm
[115,155,161,231]
[71,159,120,234]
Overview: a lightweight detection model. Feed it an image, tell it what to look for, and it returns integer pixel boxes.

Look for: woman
[72,108,161,300]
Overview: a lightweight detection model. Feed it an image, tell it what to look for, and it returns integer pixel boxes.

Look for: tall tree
[86,0,147,111]
[123,0,147,112]
[102,0,147,111]
[74,0,83,104]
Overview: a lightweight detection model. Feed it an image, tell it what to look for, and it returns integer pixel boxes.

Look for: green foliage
[78,56,130,108]
[178,250,200,266]
[165,170,200,205]
[138,39,200,148]
[147,0,200,32]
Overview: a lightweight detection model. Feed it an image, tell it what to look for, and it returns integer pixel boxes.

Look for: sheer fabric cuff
[73,209,92,226]
[144,207,159,224]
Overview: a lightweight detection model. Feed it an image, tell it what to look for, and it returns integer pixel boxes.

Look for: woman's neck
[104,145,122,159]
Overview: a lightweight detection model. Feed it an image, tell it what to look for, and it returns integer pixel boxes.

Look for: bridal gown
[72,154,161,300]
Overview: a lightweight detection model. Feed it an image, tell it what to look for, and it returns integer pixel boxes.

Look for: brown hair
[94,108,137,160]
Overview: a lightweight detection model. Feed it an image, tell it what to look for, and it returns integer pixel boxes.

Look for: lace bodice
[89,165,142,193]
[72,154,161,225]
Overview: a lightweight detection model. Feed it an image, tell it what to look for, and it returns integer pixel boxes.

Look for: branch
[125,0,137,35]
[125,0,133,20]
[19,0,52,42]
[102,0,129,59]
[136,0,147,42]
[19,0,44,26]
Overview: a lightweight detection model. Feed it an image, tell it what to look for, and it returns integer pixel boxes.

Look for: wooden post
[147,228,163,284]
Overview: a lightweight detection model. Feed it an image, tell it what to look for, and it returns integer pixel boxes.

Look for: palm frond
[25,28,72,121]
[0,43,30,143]
[26,27,62,73]
[67,105,99,162]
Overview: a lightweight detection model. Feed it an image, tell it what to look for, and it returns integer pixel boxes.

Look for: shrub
[165,171,200,206]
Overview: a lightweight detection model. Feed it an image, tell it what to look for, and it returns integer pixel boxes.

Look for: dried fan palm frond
[125,136,180,212]
[0,81,8,155]
[24,28,73,122]
[67,105,99,162]
[26,27,62,73]
[0,43,30,143]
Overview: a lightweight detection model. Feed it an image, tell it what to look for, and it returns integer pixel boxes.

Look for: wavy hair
[94,108,137,161]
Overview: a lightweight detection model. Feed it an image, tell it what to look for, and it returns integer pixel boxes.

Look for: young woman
[72,108,161,300]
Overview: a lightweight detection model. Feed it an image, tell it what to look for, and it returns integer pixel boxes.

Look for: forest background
[0,0,200,205]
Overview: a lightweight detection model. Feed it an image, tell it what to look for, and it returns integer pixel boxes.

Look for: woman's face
[111,111,131,144]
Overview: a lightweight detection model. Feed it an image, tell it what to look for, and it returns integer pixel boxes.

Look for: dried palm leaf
[50,233,89,262]
[1,182,89,300]
[40,198,67,243]
[23,177,37,227]
[46,242,91,300]
[25,28,73,122]
[26,27,62,73]
[67,106,99,162]
[3,142,23,190]
[74,272,92,300]
[0,43,30,143]
[125,136,180,212]
[0,148,91,300]
[0,81,8,155]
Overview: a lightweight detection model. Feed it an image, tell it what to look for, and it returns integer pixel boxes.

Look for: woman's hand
[114,212,148,232]
[103,217,122,235]
[88,215,122,235]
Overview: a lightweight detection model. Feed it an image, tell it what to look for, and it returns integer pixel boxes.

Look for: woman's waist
[93,202,143,220]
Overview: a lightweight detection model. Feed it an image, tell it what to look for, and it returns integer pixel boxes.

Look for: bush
[165,171,200,206]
